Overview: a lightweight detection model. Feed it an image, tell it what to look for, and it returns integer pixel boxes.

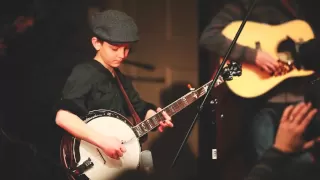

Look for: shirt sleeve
[56,64,93,118]
[244,147,295,180]
[199,3,257,63]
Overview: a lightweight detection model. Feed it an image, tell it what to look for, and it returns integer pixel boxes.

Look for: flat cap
[90,10,139,44]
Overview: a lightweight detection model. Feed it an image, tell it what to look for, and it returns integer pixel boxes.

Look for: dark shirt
[245,147,296,180]
[199,0,302,64]
[57,60,156,120]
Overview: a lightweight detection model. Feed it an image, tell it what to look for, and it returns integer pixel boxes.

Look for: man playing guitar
[199,0,320,179]
[55,9,173,176]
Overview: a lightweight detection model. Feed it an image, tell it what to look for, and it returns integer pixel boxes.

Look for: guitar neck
[132,76,224,138]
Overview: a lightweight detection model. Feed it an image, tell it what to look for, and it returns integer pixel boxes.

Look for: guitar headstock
[221,61,242,81]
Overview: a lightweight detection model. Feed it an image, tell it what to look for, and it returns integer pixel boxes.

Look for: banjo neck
[132,77,224,138]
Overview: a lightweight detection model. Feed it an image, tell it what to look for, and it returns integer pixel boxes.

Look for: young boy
[55,10,173,161]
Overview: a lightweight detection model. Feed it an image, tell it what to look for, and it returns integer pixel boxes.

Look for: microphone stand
[170,0,258,168]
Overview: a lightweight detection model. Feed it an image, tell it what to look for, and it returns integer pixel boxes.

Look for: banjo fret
[133,125,144,137]
[134,80,216,138]
[151,116,158,127]
[140,121,148,132]
[145,119,153,129]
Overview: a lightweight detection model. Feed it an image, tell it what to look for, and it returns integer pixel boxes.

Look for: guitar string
[133,87,208,138]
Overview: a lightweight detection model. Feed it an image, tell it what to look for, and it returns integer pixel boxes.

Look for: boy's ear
[92,37,102,50]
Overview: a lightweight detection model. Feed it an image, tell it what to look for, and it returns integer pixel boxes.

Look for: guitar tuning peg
[187,84,195,91]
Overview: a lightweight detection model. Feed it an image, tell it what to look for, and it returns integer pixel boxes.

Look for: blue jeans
[251,102,318,178]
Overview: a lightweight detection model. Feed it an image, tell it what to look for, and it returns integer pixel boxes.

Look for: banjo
[60,62,241,180]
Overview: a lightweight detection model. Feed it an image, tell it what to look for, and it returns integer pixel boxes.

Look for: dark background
[0,0,319,179]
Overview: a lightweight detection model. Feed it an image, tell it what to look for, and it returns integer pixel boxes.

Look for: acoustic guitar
[220,20,315,98]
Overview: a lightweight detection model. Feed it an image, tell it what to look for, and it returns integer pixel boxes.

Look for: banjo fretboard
[132,77,224,138]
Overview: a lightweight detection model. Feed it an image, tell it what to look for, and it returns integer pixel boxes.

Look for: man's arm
[245,102,318,180]
[56,110,107,148]
[55,64,106,148]
[199,3,257,63]
[244,147,293,180]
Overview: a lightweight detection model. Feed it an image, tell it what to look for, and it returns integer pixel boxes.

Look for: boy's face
[92,37,131,68]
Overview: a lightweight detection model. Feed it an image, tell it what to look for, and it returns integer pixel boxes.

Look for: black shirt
[57,60,156,120]
[245,147,298,180]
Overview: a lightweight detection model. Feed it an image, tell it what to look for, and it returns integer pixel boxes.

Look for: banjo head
[73,110,141,180]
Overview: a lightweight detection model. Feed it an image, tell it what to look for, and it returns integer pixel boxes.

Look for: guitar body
[221,20,315,98]
[60,109,141,180]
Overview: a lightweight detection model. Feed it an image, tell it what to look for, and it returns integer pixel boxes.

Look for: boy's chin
[110,62,121,68]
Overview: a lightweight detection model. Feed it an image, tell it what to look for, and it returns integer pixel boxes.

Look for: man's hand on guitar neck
[255,51,280,74]
[146,107,173,132]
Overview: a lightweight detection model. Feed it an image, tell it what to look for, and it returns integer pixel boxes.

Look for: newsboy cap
[90,10,139,44]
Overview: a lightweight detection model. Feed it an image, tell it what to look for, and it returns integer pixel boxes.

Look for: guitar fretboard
[132,76,224,138]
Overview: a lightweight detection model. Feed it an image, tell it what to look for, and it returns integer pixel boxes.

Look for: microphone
[139,150,154,173]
